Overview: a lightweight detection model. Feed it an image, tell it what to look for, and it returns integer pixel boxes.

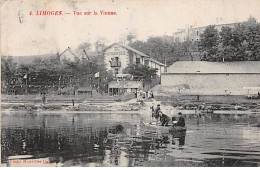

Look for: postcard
[1,0,260,167]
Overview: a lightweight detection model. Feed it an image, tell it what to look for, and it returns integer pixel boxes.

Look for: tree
[199,16,260,61]
[1,56,17,90]
[76,42,92,57]
[129,36,198,66]
[126,33,136,44]
[198,25,219,61]
[123,64,158,84]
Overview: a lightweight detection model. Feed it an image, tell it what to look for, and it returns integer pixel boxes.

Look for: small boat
[144,122,187,133]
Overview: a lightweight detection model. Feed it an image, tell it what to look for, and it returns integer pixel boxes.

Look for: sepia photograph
[1,0,260,167]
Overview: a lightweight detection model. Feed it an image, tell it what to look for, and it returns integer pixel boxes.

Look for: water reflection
[1,112,260,167]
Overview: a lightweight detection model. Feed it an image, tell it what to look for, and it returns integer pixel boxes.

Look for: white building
[173,22,238,43]
[161,61,260,95]
[103,43,165,76]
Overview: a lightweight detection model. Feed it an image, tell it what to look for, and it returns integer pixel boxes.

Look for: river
[1,112,260,167]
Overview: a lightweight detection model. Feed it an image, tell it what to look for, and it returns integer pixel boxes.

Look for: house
[103,43,165,76]
[76,87,93,96]
[108,80,143,96]
[172,22,238,43]
[59,47,79,63]
[161,61,260,95]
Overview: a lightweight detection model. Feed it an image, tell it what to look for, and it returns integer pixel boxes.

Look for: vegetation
[1,55,108,94]
[199,17,260,61]
[123,64,158,83]
[129,36,198,66]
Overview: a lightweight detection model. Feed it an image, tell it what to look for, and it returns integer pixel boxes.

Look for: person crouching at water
[176,112,185,127]
[159,111,170,126]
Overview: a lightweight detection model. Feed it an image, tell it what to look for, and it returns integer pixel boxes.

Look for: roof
[166,61,260,74]
[103,43,149,57]
[10,53,59,65]
[189,22,239,30]
[145,57,165,66]
[108,81,143,89]
[76,87,93,92]
[59,47,78,58]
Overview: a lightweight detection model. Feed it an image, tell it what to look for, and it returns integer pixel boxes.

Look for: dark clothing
[150,106,155,117]
[42,95,46,104]
[160,114,170,126]
[154,106,161,119]
[176,116,185,127]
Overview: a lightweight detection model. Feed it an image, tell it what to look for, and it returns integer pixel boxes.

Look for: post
[25,78,28,94]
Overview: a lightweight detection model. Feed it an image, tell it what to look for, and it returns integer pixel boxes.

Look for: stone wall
[161,73,260,95]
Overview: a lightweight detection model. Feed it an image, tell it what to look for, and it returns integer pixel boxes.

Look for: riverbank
[155,94,260,112]
[1,94,260,114]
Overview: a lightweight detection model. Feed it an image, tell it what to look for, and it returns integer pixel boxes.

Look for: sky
[1,0,260,56]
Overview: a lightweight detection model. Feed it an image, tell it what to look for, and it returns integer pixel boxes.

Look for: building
[76,87,93,96]
[172,22,238,43]
[103,43,165,76]
[108,80,143,96]
[161,61,260,95]
[59,47,79,63]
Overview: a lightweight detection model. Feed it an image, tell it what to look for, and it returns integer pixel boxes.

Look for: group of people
[135,90,154,101]
[151,104,185,127]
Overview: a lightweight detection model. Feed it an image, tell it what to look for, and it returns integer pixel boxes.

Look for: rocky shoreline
[1,95,260,114]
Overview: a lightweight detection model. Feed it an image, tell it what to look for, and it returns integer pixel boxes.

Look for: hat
[178,112,182,115]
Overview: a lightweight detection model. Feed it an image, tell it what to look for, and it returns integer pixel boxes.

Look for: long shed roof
[166,61,260,74]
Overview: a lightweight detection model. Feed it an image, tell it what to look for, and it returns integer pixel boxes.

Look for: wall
[147,60,163,76]
[161,73,260,95]
[104,44,129,74]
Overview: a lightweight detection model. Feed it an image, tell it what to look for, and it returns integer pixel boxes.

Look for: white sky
[1,0,260,56]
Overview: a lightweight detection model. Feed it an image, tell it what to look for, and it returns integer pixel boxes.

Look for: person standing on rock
[154,104,161,126]
[176,112,185,127]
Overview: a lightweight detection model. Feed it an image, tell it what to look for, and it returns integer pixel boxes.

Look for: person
[150,91,154,98]
[150,105,155,117]
[134,91,137,98]
[72,99,75,106]
[171,106,178,123]
[176,112,185,127]
[42,93,46,104]
[154,104,161,125]
[159,111,170,126]
[149,105,155,124]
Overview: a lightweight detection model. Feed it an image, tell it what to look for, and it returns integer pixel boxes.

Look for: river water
[1,111,260,167]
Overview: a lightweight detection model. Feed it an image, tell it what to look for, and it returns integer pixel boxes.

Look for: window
[114,68,119,75]
[136,58,140,64]
[144,60,149,66]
